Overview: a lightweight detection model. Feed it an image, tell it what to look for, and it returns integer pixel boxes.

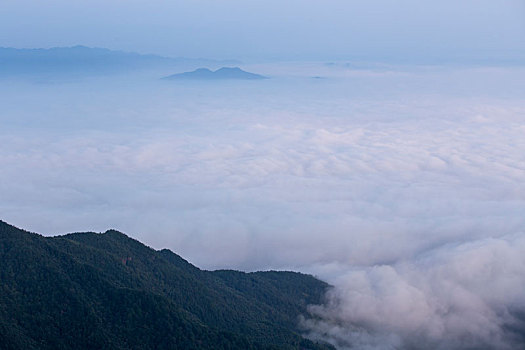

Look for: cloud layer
[1,64,525,348]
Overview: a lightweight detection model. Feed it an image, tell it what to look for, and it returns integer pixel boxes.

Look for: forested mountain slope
[0,220,333,350]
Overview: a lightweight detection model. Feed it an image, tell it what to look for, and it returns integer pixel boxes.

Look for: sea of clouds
[1,63,524,349]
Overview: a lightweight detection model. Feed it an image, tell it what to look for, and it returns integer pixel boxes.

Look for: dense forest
[0,220,334,350]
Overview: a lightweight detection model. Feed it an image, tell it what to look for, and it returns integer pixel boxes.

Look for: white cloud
[302,233,525,349]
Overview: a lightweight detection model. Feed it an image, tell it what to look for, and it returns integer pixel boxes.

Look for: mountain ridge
[0,46,240,77]
[0,220,333,350]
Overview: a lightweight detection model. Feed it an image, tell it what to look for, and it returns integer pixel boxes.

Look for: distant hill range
[0,220,333,350]
[164,67,267,80]
[0,46,239,77]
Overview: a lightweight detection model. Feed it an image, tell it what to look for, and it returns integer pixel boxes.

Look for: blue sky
[1,0,524,61]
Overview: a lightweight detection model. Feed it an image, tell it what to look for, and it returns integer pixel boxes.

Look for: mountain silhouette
[0,46,239,77]
[164,67,267,80]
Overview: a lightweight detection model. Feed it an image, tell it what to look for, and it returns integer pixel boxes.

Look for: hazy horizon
[1,0,524,62]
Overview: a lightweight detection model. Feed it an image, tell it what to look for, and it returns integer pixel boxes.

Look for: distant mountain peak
[0,46,242,78]
[163,66,267,80]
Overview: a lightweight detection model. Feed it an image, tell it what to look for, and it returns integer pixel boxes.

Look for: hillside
[0,220,333,350]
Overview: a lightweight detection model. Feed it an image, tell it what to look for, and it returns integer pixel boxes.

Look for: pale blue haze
[0,0,524,61]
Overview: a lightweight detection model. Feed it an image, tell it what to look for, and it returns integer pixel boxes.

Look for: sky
[0,0,524,61]
[2,1,525,349]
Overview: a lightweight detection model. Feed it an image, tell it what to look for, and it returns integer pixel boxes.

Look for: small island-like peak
[163,66,267,80]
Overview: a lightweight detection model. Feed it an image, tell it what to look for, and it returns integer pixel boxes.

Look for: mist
[1,61,525,348]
